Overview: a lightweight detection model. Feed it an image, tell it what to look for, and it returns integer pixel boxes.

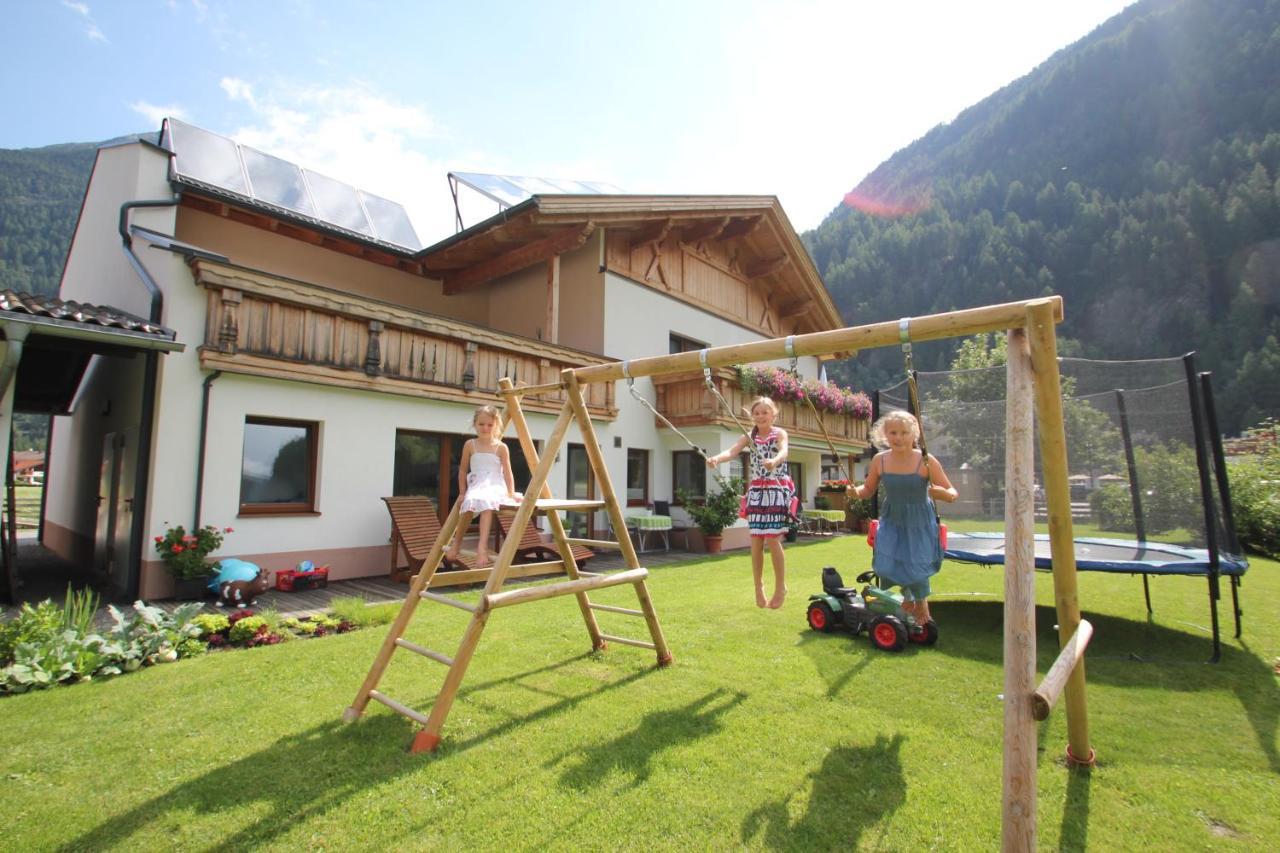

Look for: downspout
[0,321,30,399]
[193,371,222,530]
[119,196,179,600]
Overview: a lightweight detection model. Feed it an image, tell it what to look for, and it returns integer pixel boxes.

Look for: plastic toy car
[806,566,939,651]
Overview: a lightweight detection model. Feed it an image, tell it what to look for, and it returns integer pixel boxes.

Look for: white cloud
[62,0,108,43]
[219,77,257,108]
[131,100,188,126]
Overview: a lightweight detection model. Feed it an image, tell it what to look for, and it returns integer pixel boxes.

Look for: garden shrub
[1091,484,1135,533]
[1228,441,1280,558]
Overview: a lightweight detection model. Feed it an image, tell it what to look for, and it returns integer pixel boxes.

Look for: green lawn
[5,484,42,526]
[3,537,1277,850]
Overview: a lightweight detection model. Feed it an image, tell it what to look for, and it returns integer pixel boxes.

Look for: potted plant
[153,523,232,599]
[846,496,873,534]
[676,477,743,553]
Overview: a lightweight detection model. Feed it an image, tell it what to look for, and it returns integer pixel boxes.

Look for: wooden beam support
[778,297,814,319]
[678,216,730,245]
[545,254,560,344]
[744,255,790,280]
[632,217,673,249]
[442,224,595,294]
[571,297,1064,386]
[720,215,764,240]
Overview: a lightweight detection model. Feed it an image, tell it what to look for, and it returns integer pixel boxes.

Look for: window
[790,461,804,504]
[565,444,595,537]
[672,450,705,501]
[669,333,706,355]
[626,449,650,506]
[240,417,318,514]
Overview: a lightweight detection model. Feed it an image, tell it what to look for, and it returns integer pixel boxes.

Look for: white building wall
[600,270,824,515]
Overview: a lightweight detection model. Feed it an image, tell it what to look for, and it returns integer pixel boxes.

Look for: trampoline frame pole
[1114,389,1151,614]
[1198,371,1243,640]
[1182,353,1221,663]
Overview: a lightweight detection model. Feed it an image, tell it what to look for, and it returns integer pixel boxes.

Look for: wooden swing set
[345,295,1093,852]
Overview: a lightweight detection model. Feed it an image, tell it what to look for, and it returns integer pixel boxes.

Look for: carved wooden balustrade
[650,367,869,451]
[191,259,616,418]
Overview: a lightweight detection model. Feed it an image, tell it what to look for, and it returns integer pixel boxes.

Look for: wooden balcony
[190,259,616,418]
[651,368,869,452]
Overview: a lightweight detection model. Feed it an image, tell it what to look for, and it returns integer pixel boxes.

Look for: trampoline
[873,353,1249,660]
[945,532,1249,576]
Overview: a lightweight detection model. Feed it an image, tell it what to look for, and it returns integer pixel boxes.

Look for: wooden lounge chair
[382,496,476,582]
[494,510,594,567]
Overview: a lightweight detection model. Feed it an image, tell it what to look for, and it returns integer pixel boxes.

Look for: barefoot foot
[768,586,788,609]
[755,588,768,609]
[475,551,491,568]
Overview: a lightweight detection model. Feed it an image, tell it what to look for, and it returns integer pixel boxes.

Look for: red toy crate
[275,566,329,591]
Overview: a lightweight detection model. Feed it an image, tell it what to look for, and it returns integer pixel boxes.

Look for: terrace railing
[191,258,616,418]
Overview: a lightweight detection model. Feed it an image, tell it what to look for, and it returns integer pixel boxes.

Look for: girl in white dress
[445,405,522,567]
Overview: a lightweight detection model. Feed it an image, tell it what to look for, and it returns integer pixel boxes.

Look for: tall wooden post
[545,254,560,344]
[1003,326,1037,852]
[1025,300,1093,766]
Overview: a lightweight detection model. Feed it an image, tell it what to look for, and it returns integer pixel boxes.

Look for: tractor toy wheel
[909,620,940,646]
[869,615,907,652]
[807,601,837,633]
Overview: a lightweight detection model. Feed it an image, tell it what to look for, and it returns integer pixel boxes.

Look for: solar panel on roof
[162,118,422,252]
[449,171,624,209]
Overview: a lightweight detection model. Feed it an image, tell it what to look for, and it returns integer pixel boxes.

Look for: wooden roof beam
[744,255,790,280]
[720,215,764,240]
[442,223,595,294]
[778,297,815,319]
[632,218,673,249]
[678,217,730,245]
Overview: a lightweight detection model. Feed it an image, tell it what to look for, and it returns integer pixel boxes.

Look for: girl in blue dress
[848,410,957,628]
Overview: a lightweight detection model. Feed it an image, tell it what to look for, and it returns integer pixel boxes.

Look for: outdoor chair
[494,510,594,566]
[382,496,476,582]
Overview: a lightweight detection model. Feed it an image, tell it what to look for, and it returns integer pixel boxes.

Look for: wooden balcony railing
[651,368,869,451]
[190,259,615,417]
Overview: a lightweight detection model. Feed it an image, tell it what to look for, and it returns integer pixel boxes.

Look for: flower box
[275,566,329,592]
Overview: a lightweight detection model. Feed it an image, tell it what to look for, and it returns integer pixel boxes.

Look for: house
[42,118,869,601]
[13,450,45,485]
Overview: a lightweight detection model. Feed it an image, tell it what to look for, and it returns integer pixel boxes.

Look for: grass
[5,484,42,527]
[2,537,1276,850]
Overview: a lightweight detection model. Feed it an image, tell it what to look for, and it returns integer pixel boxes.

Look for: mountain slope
[806,0,1280,432]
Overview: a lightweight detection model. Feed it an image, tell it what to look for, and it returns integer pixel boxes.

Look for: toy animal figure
[207,558,271,608]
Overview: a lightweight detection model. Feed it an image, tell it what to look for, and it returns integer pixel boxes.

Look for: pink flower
[171,544,184,553]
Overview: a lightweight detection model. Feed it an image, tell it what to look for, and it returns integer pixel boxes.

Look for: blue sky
[4,0,1133,243]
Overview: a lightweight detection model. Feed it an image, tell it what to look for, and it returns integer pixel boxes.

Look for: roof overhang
[418,195,844,333]
[1,292,183,415]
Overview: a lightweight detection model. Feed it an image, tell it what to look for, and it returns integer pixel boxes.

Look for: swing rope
[785,335,853,484]
[899,318,932,482]
[622,361,711,461]
[701,349,755,446]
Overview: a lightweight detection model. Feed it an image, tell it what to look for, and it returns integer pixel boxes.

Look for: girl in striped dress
[706,396,796,609]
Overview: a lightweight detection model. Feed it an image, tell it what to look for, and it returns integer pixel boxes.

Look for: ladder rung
[369,690,429,725]
[588,603,645,617]
[484,567,649,610]
[395,637,454,666]
[426,560,565,589]
[533,498,606,512]
[565,537,622,550]
[598,633,656,651]
[420,591,478,612]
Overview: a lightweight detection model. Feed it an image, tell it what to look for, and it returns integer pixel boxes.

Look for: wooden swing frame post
[569,295,1091,852]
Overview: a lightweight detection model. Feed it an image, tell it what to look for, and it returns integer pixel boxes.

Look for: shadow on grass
[59,716,412,852]
[545,688,747,789]
[934,600,1279,774]
[740,733,906,849]
[437,652,660,755]
[1059,763,1093,851]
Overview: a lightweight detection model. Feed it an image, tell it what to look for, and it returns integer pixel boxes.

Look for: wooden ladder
[344,372,672,753]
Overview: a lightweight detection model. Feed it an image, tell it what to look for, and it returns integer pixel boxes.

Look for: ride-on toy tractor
[806,566,939,651]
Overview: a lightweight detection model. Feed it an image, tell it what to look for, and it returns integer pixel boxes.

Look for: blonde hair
[869,409,920,450]
[472,404,504,434]
[747,396,779,416]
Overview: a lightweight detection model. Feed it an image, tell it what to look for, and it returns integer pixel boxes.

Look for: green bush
[1228,442,1280,557]
[228,616,268,645]
[1091,484,1135,533]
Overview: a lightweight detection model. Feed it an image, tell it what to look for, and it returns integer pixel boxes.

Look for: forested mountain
[0,140,109,296]
[806,0,1280,434]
